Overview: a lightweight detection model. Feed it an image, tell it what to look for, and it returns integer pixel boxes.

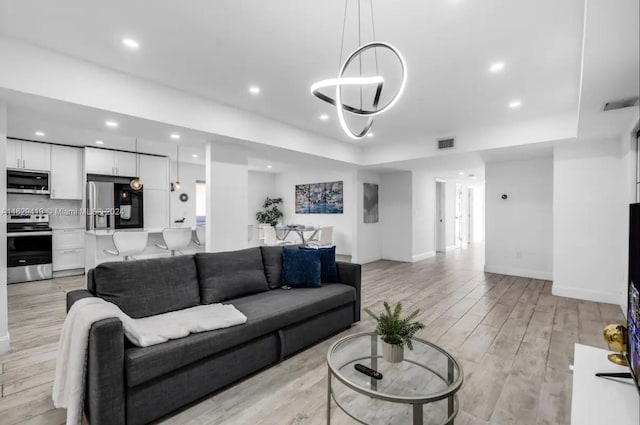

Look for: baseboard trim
[351,255,382,265]
[484,264,552,281]
[0,333,10,355]
[552,284,622,305]
[412,251,436,262]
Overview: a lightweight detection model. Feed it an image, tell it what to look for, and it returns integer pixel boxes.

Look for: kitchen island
[85,227,205,269]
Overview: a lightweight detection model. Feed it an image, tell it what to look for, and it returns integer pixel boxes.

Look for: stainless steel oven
[7,214,53,284]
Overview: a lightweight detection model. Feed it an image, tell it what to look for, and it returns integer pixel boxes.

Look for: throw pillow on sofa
[281,247,321,288]
[299,246,338,283]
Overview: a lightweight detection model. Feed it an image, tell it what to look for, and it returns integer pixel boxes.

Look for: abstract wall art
[295,181,344,214]
[363,183,379,223]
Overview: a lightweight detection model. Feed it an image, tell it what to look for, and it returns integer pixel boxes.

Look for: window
[195,180,206,225]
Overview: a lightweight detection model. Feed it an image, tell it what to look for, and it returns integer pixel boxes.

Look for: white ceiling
[0,0,586,146]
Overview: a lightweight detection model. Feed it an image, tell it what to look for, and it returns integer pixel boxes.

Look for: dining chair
[307,226,333,247]
[263,226,292,246]
[104,231,149,261]
[156,227,193,256]
[193,225,206,246]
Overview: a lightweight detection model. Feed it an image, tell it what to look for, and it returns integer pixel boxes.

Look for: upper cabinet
[85,147,137,177]
[7,140,51,171]
[139,155,169,190]
[51,145,83,200]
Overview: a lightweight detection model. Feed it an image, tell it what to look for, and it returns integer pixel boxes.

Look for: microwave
[7,170,50,194]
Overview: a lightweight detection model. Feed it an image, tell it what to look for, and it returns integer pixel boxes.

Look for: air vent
[603,97,639,111]
[438,138,455,150]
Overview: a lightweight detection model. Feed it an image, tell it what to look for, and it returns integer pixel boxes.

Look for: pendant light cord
[358,0,363,110]
[338,0,348,68]
[371,0,379,74]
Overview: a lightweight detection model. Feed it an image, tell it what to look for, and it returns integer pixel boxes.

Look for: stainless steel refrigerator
[86,179,144,230]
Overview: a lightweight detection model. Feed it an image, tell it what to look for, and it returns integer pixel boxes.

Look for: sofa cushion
[260,246,283,288]
[299,246,338,283]
[124,283,356,386]
[281,247,321,288]
[92,256,200,318]
[195,248,269,303]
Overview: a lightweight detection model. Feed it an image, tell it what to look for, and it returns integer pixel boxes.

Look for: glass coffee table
[327,332,463,425]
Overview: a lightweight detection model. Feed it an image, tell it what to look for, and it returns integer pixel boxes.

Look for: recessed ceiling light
[122,38,140,50]
[489,62,505,72]
[509,100,522,108]
[170,133,181,140]
[105,120,119,128]
[458,171,465,176]
[249,86,261,95]
[95,140,104,145]
[267,165,273,169]
[192,154,198,158]
[319,113,329,121]
[35,131,45,137]
[366,132,374,138]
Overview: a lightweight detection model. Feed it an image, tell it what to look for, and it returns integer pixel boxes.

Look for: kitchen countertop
[86,227,195,236]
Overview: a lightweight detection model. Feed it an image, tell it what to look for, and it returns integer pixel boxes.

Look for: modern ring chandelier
[311,0,407,140]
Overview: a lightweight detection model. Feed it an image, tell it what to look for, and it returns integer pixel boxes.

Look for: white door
[435,181,446,252]
[85,148,115,175]
[455,183,463,247]
[468,188,474,244]
[6,139,21,169]
[20,141,51,171]
[144,189,170,229]
[138,155,169,190]
[113,151,137,177]
[51,145,83,199]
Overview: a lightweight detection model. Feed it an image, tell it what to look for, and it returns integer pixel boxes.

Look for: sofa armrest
[66,289,95,313]
[336,261,362,322]
[85,318,126,425]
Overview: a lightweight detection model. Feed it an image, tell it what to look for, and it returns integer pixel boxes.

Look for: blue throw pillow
[281,247,321,288]
[299,246,338,283]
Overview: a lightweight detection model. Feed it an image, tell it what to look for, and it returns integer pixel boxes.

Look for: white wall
[485,157,554,280]
[0,102,9,354]
[553,139,629,304]
[354,170,383,264]
[469,183,486,243]
[411,171,437,261]
[274,168,356,256]
[169,161,205,228]
[248,171,277,247]
[380,171,413,262]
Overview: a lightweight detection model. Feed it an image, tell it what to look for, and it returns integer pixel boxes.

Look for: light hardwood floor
[0,245,624,424]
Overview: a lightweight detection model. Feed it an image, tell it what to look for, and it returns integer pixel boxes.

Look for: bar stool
[104,231,149,261]
[156,227,193,256]
[193,226,205,246]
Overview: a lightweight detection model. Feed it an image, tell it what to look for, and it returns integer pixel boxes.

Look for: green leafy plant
[364,302,425,350]
[255,197,284,227]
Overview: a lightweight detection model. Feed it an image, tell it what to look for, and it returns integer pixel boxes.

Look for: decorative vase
[381,341,404,363]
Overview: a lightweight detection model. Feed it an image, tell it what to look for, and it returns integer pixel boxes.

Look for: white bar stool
[156,227,193,256]
[104,231,149,261]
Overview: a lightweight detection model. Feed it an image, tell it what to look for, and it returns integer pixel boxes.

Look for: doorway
[468,188,474,244]
[455,183,463,247]
[435,180,446,252]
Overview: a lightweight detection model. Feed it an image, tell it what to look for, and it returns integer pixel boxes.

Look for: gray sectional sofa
[66,246,361,425]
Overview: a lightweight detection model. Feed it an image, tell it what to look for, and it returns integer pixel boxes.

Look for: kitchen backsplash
[7,194,84,228]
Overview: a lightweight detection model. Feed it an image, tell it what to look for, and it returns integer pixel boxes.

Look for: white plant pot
[381,341,404,363]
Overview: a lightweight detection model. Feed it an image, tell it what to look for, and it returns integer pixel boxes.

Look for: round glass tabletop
[327,332,463,403]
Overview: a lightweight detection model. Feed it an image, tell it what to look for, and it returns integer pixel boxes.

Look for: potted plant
[364,302,425,363]
[255,197,284,227]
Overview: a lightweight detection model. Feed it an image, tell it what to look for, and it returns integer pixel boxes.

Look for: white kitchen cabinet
[113,151,137,177]
[139,155,169,190]
[85,148,137,177]
[53,229,85,272]
[51,145,83,200]
[144,189,170,229]
[6,140,51,171]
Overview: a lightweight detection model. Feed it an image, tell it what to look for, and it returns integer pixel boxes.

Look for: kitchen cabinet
[51,145,83,200]
[6,140,51,171]
[139,155,169,190]
[144,189,170,229]
[53,229,85,272]
[85,147,137,177]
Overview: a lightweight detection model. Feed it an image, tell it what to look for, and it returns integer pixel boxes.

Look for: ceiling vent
[603,96,639,111]
[437,137,455,150]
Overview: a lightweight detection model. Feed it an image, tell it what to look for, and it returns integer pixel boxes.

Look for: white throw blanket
[53,297,247,425]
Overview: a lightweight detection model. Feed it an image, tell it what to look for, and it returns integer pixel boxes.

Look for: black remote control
[354,363,383,380]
